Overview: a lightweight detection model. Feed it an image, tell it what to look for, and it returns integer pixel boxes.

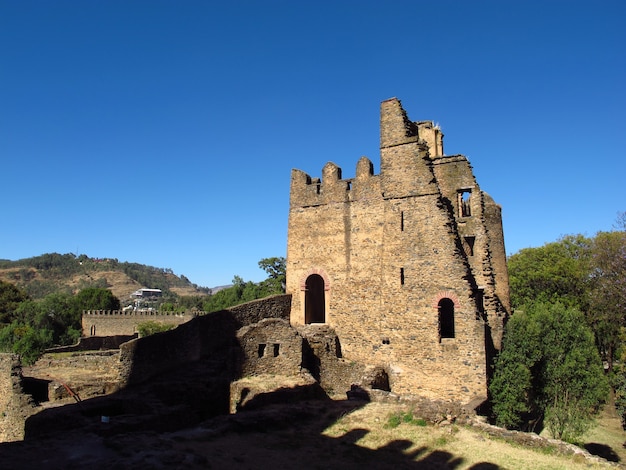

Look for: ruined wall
[83,295,292,339]
[0,354,37,442]
[431,155,509,350]
[82,310,194,337]
[297,324,365,397]
[237,318,302,377]
[118,295,291,387]
[46,334,137,353]
[286,98,510,403]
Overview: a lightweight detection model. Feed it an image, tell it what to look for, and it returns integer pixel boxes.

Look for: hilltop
[0,253,210,303]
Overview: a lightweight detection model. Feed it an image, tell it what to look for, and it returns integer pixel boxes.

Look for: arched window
[438,298,455,340]
[305,274,326,324]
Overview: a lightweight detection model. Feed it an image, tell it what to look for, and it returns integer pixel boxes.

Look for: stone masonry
[286,98,510,404]
[82,310,194,337]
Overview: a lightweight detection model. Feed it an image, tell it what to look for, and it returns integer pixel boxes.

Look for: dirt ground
[0,398,622,470]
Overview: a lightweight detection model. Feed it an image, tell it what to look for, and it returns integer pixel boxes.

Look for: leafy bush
[490,302,608,442]
[136,321,175,337]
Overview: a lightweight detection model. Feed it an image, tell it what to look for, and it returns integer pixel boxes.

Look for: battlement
[83,310,199,318]
[82,310,197,337]
[290,157,381,208]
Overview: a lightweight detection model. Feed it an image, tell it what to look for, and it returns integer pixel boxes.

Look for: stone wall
[46,334,137,353]
[118,295,291,387]
[298,324,366,397]
[286,98,510,404]
[82,295,292,339]
[237,318,302,377]
[82,310,194,337]
[0,354,37,442]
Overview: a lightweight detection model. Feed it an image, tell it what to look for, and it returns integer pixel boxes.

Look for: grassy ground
[320,402,619,469]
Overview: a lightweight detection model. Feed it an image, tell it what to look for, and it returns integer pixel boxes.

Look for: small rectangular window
[400,211,404,231]
[273,343,280,357]
[458,190,472,217]
[258,344,266,358]
[400,268,405,285]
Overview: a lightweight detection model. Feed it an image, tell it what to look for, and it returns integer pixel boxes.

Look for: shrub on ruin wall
[136,320,175,337]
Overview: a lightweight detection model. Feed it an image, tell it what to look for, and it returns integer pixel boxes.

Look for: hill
[0,253,210,303]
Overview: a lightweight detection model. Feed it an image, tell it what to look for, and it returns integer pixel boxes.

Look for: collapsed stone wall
[118,295,291,387]
[0,354,38,442]
[237,318,302,377]
[298,324,365,397]
[46,334,137,353]
[23,351,122,402]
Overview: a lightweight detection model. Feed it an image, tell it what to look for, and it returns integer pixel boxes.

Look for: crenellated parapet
[82,310,198,337]
[289,157,380,208]
[83,310,200,318]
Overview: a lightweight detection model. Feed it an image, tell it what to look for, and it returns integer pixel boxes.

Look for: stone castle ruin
[286,98,510,402]
[0,98,510,442]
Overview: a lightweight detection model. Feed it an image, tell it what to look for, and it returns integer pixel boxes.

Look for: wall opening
[305,274,326,324]
[258,344,266,358]
[273,343,280,357]
[475,288,485,315]
[400,267,405,285]
[458,190,472,217]
[400,211,404,231]
[438,298,455,340]
[464,236,475,256]
[370,367,391,392]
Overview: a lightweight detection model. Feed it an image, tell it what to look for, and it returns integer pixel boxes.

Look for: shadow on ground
[584,442,621,462]
[0,380,502,469]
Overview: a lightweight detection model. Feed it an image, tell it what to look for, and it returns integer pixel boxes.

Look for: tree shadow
[584,442,620,462]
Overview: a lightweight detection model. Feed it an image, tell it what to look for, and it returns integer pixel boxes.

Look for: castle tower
[286,98,510,403]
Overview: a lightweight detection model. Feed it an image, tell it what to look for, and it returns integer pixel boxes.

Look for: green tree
[491,302,608,442]
[0,321,53,365]
[74,287,121,311]
[35,293,82,346]
[0,280,29,324]
[258,256,286,295]
[587,219,626,371]
[613,328,626,430]
[507,235,591,310]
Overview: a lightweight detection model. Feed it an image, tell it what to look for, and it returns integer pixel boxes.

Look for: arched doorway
[305,274,326,324]
[438,298,455,340]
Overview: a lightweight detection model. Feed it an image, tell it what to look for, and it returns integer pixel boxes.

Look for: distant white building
[131,288,162,298]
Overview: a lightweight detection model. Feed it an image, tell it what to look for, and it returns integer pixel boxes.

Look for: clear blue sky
[1,1,624,288]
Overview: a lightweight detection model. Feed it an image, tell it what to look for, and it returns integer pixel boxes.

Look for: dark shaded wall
[118,295,291,387]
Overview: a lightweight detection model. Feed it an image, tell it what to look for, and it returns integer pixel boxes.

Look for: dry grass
[320,402,618,469]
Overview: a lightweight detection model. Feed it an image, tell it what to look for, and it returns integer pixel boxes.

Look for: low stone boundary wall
[45,334,138,353]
